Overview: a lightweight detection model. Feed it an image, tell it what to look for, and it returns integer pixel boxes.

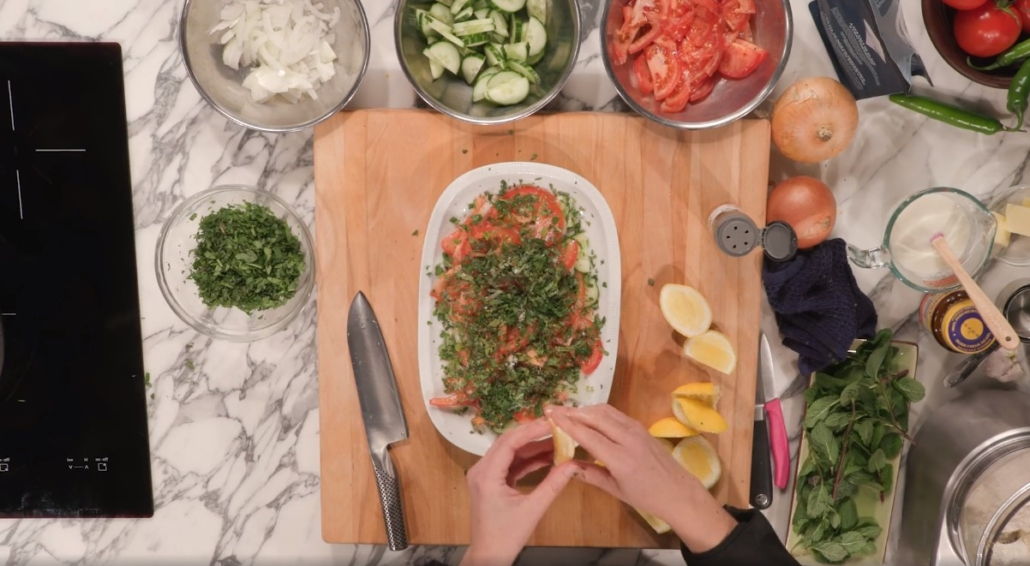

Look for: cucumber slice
[417,10,438,40]
[486,71,530,105]
[461,54,486,84]
[503,41,528,62]
[429,58,445,80]
[427,18,465,47]
[453,18,494,36]
[436,0,453,5]
[454,6,474,21]
[506,60,539,83]
[509,15,525,42]
[525,16,547,57]
[424,41,462,75]
[462,33,491,47]
[450,0,470,14]
[491,0,526,13]
[484,43,505,66]
[472,66,502,102]
[429,3,454,24]
[526,0,547,24]
[489,10,509,37]
[473,0,490,9]
[474,8,490,19]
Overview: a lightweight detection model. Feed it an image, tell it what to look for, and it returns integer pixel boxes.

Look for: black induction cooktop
[0,43,152,517]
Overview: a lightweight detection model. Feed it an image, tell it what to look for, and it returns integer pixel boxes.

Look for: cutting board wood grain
[315,109,769,547]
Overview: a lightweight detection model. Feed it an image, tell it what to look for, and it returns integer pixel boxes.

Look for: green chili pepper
[889,93,1014,135]
[969,37,1030,71]
[1008,58,1030,130]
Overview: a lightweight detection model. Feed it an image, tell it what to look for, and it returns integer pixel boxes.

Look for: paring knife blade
[347,291,409,551]
[759,333,790,491]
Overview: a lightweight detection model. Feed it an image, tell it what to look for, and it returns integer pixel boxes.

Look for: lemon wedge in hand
[659,284,713,338]
[551,422,579,465]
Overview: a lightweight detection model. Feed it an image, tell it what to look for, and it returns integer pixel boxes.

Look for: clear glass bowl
[156,185,314,341]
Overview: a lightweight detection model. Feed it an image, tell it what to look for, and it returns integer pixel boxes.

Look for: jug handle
[847,244,891,269]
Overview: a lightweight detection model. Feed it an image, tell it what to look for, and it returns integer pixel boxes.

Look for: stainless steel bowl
[601,0,792,129]
[179,0,370,132]
[395,0,580,125]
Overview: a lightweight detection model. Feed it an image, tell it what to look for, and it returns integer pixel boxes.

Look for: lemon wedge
[683,330,737,375]
[659,284,713,338]
[672,382,721,406]
[672,397,728,434]
[551,422,579,465]
[648,417,699,438]
[673,436,722,490]
[636,508,672,534]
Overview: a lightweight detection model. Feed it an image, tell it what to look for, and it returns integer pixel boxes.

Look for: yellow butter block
[1005,203,1030,237]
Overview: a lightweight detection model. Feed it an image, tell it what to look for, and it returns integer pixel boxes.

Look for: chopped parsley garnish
[189,202,305,314]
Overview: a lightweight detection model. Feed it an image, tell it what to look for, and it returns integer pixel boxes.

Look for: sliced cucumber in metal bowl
[395,0,580,124]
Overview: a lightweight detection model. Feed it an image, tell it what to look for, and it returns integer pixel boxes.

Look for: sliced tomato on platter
[441,228,471,262]
[634,54,654,95]
[513,410,536,423]
[561,239,580,271]
[499,185,567,243]
[580,339,604,375]
[718,38,768,79]
[430,393,474,408]
[469,221,521,248]
[646,43,681,101]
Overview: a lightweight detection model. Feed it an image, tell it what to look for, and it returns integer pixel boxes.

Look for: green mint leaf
[864,339,890,379]
[856,522,882,540]
[867,448,887,473]
[854,419,874,446]
[811,541,849,563]
[805,397,839,429]
[839,531,870,554]
[893,377,926,402]
[838,497,858,531]
[881,433,904,459]
[823,411,852,430]
[809,422,839,467]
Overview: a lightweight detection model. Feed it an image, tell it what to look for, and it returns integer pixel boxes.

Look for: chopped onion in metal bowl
[211,0,340,103]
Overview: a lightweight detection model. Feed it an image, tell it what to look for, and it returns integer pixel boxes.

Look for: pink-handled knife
[759,334,790,491]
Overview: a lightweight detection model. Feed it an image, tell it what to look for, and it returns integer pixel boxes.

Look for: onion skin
[766,176,837,249]
[771,77,859,164]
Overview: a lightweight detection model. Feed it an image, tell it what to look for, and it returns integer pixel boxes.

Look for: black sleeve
[680,507,799,566]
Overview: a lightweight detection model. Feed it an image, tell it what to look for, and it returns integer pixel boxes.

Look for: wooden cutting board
[314,109,769,548]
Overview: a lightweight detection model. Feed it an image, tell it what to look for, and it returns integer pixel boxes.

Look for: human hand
[546,404,737,554]
[461,418,579,566]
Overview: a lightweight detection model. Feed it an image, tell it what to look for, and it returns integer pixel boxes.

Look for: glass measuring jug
[848,187,997,293]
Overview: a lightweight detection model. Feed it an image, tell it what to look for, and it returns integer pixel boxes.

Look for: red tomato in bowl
[953,2,1021,57]
[942,0,987,9]
[1015,0,1030,32]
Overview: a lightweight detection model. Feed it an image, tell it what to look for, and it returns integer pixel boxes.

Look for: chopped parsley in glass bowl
[156,185,314,341]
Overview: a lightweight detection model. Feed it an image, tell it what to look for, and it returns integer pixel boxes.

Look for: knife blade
[347,291,409,551]
[750,349,773,510]
[759,333,790,491]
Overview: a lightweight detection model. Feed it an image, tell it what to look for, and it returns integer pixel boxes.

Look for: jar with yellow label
[919,290,996,354]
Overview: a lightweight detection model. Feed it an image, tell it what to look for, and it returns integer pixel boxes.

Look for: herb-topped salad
[429,182,604,432]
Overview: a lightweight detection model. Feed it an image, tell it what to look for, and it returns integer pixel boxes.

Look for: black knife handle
[373,458,408,551]
[750,418,773,510]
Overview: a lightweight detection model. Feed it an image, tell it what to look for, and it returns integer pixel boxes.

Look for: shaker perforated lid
[711,207,797,262]
[714,212,760,257]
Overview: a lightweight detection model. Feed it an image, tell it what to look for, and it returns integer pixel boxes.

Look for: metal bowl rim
[393,0,582,126]
[599,0,793,130]
[179,0,371,133]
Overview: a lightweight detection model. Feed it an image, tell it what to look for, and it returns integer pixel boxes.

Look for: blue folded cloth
[762,238,877,375]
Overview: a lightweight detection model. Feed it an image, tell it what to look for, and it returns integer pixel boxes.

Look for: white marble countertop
[0,0,1027,564]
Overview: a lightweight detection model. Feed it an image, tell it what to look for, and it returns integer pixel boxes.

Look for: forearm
[460,545,521,566]
[662,482,738,554]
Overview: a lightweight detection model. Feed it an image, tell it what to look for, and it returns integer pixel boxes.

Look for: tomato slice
[719,39,768,79]
[628,25,661,54]
[499,185,566,243]
[469,221,521,248]
[690,76,717,102]
[634,54,654,95]
[659,72,693,113]
[722,0,756,34]
[430,393,474,408]
[646,43,681,102]
[580,340,604,375]
[561,239,580,271]
[441,228,471,262]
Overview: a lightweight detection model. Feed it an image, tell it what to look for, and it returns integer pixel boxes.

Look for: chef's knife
[347,292,409,551]
[759,333,790,491]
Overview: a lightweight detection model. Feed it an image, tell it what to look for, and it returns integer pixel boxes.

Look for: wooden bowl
[922,0,1014,89]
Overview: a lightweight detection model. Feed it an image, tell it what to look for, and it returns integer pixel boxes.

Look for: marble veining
[0,0,1025,563]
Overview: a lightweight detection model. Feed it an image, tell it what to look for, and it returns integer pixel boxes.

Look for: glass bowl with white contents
[179,0,370,131]
[156,185,314,341]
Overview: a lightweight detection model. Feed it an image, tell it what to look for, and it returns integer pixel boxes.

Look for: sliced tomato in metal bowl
[719,38,768,79]
[646,42,681,101]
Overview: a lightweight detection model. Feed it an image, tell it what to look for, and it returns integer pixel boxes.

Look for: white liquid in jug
[888,193,973,280]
